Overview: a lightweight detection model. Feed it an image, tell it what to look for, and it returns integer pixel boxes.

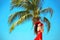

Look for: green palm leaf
[40,8,53,17]
[8,11,29,24]
[11,0,33,10]
[44,17,50,32]
[11,0,23,10]
[10,13,32,32]
[32,0,40,6]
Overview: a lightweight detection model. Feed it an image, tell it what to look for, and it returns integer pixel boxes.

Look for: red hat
[34,21,41,25]
[34,21,43,26]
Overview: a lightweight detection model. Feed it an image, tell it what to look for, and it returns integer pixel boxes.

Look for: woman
[34,20,43,40]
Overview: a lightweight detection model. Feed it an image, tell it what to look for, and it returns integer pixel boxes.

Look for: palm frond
[10,13,33,32]
[11,0,23,10]
[32,0,44,8]
[40,8,53,17]
[8,11,29,24]
[32,0,40,6]
[11,0,33,10]
[44,17,50,32]
[21,2,34,10]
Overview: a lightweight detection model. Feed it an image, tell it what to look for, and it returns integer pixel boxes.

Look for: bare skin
[37,23,44,33]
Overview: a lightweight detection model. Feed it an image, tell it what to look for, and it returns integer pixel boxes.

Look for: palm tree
[8,0,53,33]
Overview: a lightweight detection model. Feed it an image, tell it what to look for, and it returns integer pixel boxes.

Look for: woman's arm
[41,26,44,32]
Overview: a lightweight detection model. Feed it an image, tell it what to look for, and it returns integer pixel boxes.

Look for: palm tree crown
[8,0,53,32]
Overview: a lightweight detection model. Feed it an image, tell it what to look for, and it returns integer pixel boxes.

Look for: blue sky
[0,0,60,40]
